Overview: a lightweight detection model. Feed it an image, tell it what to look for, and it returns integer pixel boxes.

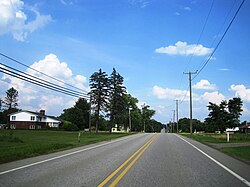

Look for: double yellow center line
[98,134,158,187]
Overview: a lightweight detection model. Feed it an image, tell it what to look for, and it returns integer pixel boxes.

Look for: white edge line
[0,135,135,175]
[175,134,250,187]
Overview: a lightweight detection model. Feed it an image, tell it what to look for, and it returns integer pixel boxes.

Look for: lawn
[181,133,250,143]
[222,146,250,163]
[181,133,250,163]
[0,130,131,164]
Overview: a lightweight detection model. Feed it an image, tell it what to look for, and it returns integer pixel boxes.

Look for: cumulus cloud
[201,91,225,104]
[193,80,216,90]
[230,84,250,102]
[0,0,51,41]
[155,41,213,56]
[152,85,189,100]
[0,54,89,116]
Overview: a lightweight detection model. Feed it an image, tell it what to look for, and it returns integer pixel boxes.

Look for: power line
[0,67,89,99]
[0,62,88,97]
[192,0,245,80]
[0,52,89,94]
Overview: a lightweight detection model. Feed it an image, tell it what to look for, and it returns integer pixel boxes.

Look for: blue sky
[0,0,250,124]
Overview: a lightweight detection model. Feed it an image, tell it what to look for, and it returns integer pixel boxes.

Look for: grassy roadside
[180,133,250,163]
[0,130,131,164]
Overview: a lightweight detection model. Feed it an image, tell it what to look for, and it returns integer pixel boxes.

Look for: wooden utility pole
[172,110,175,133]
[175,100,179,133]
[183,71,197,134]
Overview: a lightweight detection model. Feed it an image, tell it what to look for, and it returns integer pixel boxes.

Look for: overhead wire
[178,0,215,105]
[0,52,89,94]
[0,67,88,98]
[192,0,245,80]
[0,62,88,97]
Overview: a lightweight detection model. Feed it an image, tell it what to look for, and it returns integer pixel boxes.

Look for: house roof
[9,110,63,122]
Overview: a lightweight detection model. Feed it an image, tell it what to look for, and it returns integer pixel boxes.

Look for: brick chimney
[40,110,45,115]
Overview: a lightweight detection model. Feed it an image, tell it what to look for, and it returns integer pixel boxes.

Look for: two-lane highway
[1,133,250,187]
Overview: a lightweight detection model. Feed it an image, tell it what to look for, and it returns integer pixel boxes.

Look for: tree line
[0,68,163,133]
[61,68,161,133]
[170,97,244,133]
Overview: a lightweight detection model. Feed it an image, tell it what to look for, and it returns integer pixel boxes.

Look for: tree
[228,97,243,127]
[89,69,109,133]
[141,105,155,132]
[4,87,18,110]
[204,98,243,132]
[108,68,127,133]
[60,98,90,130]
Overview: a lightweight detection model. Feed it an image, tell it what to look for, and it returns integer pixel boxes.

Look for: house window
[10,124,16,129]
[11,116,16,121]
[37,125,41,129]
[29,125,36,129]
[30,116,35,121]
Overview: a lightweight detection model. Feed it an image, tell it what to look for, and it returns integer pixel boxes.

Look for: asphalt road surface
[1,133,250,187]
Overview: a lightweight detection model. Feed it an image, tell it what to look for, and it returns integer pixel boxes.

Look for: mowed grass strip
[181,133,250,143]
[0,130,130,164]
[222,146,250,163]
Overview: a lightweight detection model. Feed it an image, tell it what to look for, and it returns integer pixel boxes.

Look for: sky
[0,0,250,124]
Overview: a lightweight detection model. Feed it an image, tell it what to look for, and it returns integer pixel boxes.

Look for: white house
[9,110,62,129]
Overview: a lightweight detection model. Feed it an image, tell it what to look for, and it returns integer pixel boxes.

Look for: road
[0,133,250,187]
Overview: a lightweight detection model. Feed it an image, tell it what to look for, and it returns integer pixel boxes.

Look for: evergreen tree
[89,69,109,133]
[60,98,90,130]
[4,87,18,109]
[108,68,127,133]
[228,97,243,127]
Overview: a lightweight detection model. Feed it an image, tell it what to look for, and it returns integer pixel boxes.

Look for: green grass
[0,130,131,164]
[181,133,250,143]
[222,146,250,163]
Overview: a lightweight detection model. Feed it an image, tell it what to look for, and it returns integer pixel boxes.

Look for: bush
[61,121,79,131]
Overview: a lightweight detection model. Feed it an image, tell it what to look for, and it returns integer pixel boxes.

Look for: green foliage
[61,121,79,131]
[60,98,90,130]
[178,118,204,133]
[204,98,243,132]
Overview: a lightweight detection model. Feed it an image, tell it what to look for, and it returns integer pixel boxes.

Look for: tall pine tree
[89,69,109,133]
[108,68,127,133]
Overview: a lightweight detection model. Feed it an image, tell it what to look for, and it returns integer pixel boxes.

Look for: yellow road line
[98,134,158,187]
[109,135,158,187]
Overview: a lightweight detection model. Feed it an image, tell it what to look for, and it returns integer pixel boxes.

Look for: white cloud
[152,85,189,100]
[193,80,216,90]
[155,41,213,56]
[218,68,230,71]
[230,84,250,102]
[175,12,180,16]
[0,0,51,41]
[184,6,191,11]
[201,91,225,104]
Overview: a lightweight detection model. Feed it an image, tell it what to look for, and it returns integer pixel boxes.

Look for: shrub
[61,121,79,131]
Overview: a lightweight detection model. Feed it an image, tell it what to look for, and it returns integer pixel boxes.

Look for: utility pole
[175,100,179,133]
[183,71,197,134]
[128,108,131,132]
[172,110,175,133]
